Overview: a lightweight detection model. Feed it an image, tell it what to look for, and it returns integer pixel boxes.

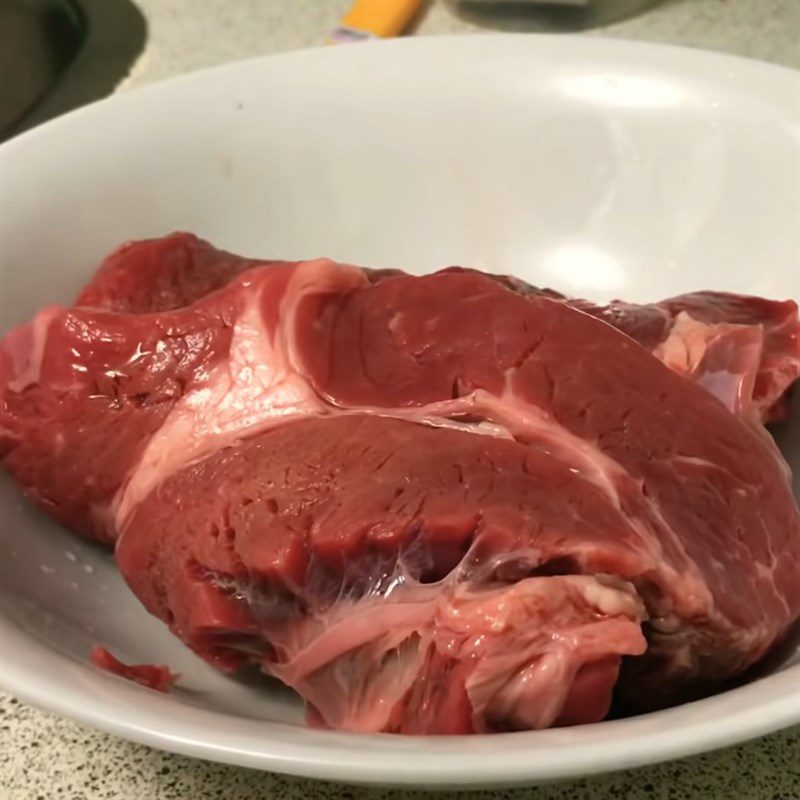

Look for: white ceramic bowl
[1,35,798,788]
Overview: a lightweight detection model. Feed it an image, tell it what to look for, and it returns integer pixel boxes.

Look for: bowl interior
[1,35,798,784]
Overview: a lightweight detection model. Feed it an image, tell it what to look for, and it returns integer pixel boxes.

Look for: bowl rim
[2,31,798,157]
[3,614,799,787]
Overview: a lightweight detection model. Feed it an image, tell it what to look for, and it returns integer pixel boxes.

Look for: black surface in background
[0,0,146,142]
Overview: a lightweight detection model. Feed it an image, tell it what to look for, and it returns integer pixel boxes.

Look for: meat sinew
[2,233,798,733]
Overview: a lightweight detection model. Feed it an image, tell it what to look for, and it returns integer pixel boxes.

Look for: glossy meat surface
[2,234,798,732]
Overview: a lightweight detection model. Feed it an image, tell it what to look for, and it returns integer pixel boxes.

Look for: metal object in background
[448,0,663,32]
[0,0,146,142]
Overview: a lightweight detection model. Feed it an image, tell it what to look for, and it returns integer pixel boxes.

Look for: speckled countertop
[2,1,800,798]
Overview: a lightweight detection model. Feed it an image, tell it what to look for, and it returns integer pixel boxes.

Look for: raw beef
[76,235,800,423]
[90,646,179,692]
[543,288,800,424]
[2,233,799,733]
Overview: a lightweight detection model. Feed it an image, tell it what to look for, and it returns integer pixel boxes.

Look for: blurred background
[1,0,798,142]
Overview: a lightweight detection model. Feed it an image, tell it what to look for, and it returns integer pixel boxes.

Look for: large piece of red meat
[2,234,798,733]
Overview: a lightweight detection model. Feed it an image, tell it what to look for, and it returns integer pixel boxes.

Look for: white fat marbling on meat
[114,260,362,526]
[3,307,60,392]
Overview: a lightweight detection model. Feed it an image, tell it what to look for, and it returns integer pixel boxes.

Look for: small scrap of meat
[90,645,179,693]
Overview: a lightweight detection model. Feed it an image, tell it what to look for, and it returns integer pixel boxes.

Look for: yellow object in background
[328,0,425,43]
